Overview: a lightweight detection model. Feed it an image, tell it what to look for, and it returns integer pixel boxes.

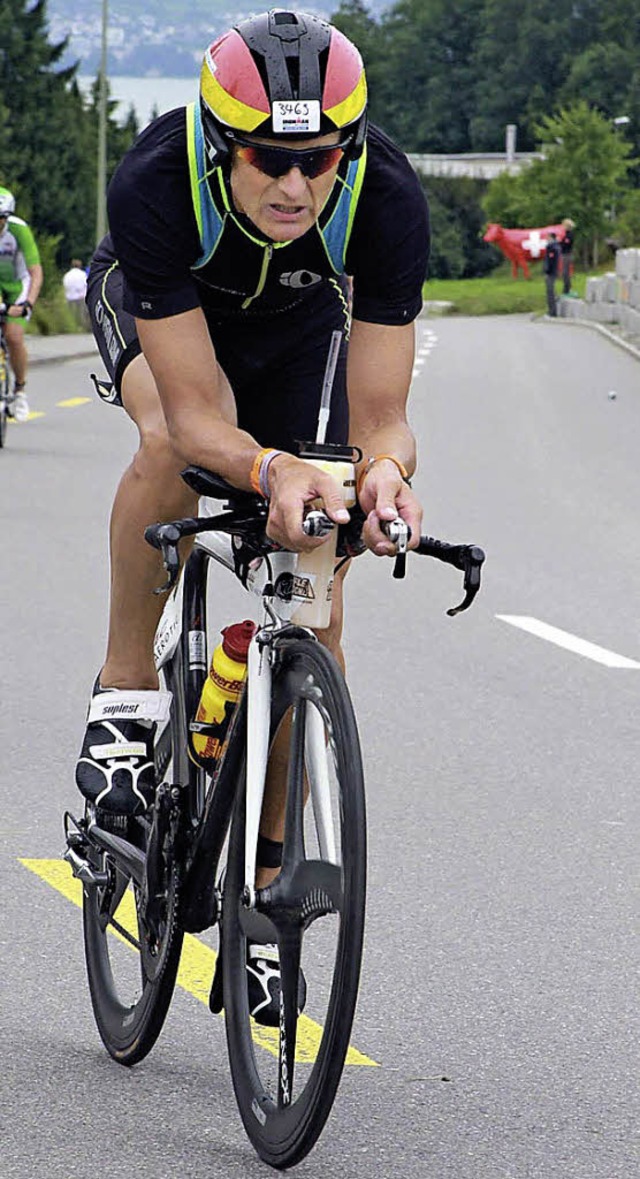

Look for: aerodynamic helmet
[199,9,368,167]
[0,187,16,217]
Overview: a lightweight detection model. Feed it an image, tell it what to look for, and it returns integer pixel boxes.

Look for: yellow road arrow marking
[57,397,92,407]
[20,858,378,1067]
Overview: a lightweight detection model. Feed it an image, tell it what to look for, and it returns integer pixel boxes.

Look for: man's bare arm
[136,308,349,547]
[27,263,43,305]
[347,318,423,553]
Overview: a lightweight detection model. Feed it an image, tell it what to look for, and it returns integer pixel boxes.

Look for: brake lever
[144,523,182,594]
[382,518,410,579]
[336,510,410,574]
[446,545,485,616]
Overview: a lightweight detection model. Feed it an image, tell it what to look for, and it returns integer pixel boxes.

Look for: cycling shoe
[75,678,171,816]
[246,941,307,1027]
[209,939,307,1027]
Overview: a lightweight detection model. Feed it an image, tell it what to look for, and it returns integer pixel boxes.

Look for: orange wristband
[250,448,278,497]
[356,454,409,497]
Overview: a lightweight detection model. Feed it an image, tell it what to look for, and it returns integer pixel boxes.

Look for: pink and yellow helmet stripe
[200,30,270,132]
[201,24,366,134]
[323,31,367,128]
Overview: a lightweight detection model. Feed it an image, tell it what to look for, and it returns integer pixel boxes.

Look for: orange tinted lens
[236,143,344,179]
[310,147,344,177]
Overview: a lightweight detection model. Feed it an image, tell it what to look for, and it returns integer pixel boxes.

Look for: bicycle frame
[156,515,337,932]
[0,317,11,398]
[66,460,484,932]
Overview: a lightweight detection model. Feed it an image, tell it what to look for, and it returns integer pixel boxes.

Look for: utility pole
[95,0,108,245]
[505,123,517,164]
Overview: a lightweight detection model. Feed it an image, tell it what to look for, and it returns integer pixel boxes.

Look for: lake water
[78,76,196,126]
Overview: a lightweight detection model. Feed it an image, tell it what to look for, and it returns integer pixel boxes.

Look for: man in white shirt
[63,259,88,328]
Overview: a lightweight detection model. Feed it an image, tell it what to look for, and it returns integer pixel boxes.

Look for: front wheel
[223,638,367,1168]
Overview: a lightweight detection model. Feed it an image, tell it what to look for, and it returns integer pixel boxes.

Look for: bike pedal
[63,845,109,887]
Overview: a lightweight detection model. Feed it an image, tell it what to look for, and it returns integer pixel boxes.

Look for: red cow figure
[483,222,566,279]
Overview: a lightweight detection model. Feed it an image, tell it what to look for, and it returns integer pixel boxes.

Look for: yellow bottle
[192,620,256,766]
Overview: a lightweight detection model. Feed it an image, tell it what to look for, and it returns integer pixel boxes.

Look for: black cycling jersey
[103,108,429,326]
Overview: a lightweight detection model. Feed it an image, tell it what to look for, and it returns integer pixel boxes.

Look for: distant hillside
[47,1,388,76]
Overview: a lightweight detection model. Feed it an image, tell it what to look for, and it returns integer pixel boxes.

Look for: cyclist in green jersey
[0,187,43,420]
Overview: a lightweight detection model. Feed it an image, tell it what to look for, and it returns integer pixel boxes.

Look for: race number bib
[272,100,321,134]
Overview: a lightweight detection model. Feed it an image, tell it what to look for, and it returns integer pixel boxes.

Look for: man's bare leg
[76,351,237,814]
[4,320,28,385]
[255,560,350,889]
[101,352,237,689]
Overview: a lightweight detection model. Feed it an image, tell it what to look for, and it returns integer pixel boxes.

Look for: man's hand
[8,302,30,319]
[266,454,350,551]
[358,458,423,556]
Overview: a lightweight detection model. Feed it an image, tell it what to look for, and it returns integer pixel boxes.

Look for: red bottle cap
[221,620,257,662]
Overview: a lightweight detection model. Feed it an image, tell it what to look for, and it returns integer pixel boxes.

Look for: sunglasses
[230,134,352,180]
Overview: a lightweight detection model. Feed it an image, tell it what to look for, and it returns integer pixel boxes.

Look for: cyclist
[0,187,42,420]
[75,9,429,1021]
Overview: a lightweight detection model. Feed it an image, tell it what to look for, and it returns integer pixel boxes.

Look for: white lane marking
[496,615,640,669]
[412,329,437,382]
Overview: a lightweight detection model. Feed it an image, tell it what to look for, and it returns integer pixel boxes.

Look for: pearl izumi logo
[94,298,122,368]
[279,270,322,290]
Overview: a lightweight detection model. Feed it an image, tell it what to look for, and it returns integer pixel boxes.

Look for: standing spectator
[63,258,89,328]
[560,218,575,294]
[543,232,562,317]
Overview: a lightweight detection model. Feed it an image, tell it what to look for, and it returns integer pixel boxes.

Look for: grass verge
[424,265,589,316]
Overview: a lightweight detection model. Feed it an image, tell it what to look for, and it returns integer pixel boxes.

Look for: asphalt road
[2,316,639,1178]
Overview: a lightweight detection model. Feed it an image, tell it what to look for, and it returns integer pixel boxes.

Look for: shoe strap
[248,943,279,964]
[88,688,172,725]
[88,740,150,760]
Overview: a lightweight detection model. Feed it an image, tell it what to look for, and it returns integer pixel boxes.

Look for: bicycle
[63,458,485,1168]
[0,304,15,447]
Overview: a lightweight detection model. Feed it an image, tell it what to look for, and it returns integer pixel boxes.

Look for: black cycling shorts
[86,255,351,453]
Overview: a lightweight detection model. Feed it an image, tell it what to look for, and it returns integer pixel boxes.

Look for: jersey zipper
[241,244,273,310]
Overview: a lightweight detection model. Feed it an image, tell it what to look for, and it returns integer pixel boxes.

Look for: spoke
[277,931,302,1108]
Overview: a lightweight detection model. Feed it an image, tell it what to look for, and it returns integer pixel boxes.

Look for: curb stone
[30,349,99,368]
[421,301,455,316]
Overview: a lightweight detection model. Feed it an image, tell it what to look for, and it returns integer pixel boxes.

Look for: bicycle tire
[222,637,366,1168]
[82,694,185,1065]
[0,351,8,448]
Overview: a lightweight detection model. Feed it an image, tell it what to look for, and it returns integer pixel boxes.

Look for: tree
[333,0,484,151]
[615,190,640,248]
[483,102,635,265]
[0,0,138,270]
[470,0,600,150]
[332,1,386,131]
[380,0,484,152]
[420,175,499,277]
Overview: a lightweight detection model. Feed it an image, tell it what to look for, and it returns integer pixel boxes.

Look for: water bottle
[292,444,356,629]
[192,619,256,766]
